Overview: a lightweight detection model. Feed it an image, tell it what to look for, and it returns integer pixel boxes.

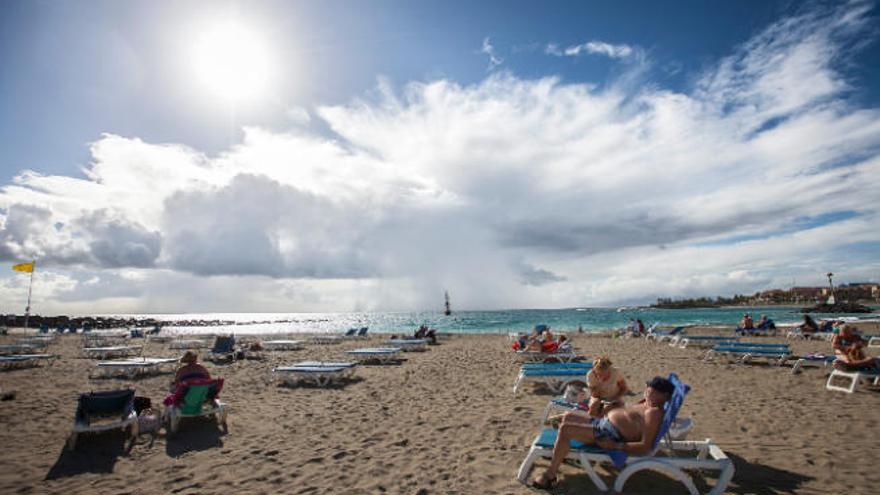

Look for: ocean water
[103,306,879,335]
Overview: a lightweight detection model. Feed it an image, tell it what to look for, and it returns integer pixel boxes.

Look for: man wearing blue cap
[530,375,674,489]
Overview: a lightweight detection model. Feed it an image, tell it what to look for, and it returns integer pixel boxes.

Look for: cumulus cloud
[547,40,635,59]
[0,2,878,312]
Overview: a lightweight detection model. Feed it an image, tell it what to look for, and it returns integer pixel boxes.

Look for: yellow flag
[12,261,34,273]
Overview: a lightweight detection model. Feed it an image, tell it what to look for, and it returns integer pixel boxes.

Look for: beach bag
[133,396,152,415]
[138,408,159,435]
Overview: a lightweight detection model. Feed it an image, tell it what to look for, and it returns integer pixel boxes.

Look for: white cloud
[0,2,878,312]
[480,37,504,71]
[548,40,635,59]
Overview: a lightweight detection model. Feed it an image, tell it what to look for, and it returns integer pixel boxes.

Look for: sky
[0,0,879,314]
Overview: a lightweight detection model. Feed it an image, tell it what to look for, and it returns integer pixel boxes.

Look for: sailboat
[444,291,451,316]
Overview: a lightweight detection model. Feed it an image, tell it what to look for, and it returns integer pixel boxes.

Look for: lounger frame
[517,430,733,495]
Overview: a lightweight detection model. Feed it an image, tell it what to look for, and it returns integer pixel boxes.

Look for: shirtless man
[530,376,674,489]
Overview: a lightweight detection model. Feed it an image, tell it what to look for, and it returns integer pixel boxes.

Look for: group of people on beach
[737,313,776,332]
[512,325,573,354]
[531,355,673,489]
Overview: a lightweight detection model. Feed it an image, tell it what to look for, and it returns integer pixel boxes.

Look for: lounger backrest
[357,327,369,336]
[607,373,689,468]
[175,378,224,414]
[212,336,235,353]
[344,328,357,336]
[535,324,549,332]
[77,389,135,424]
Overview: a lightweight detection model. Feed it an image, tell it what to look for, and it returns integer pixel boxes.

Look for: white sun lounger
[90,357,178,379]
[169,339,209,349]
[274,362,358,386]
[261,340,304,351]
[345,347,401,364]
[0,344,41,355]
[82,345,143,360]
[384,339,428,351]
[826,366,880,394]
[0,353,57,370]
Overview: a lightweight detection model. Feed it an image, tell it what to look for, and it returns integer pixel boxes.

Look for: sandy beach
[1,325,878,495]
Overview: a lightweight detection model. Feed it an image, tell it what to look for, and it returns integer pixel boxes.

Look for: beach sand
[1,326,878,494]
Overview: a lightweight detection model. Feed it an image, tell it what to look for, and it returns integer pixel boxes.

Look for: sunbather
[173,351,211,389]
[739,313,754,330]
[799,314,819,335]
[832,325,878,370]
[585,356,628,417]
[530,376,674,489]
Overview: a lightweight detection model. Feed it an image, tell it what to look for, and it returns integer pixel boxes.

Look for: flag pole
[24,259,35,329]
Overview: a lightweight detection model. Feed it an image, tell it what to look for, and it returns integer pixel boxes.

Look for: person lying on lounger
[799,314,820,335]
[172,351,211,390]
[586,356,629,417]
[832,325,878,370]
[531,376,674,489]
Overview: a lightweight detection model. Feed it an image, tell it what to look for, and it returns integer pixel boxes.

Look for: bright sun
[192,21,272,102]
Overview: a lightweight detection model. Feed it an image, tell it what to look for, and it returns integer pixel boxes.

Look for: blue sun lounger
[513,363,593,394]
[703,343,791,365]
[676,335,740,348]
[67,389,137,450]
[517,374,734,495]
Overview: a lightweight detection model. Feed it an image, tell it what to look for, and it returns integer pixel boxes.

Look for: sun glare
[192,21,272,102]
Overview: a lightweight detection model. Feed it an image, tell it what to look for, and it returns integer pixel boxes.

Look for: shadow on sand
[164,418,226,458]
[45,430,132,480]
[525,451,813,495]
[722,452,814,495]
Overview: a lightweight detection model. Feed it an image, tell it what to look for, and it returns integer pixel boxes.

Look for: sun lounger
[868,337,880,348]
[345,347,401,364]
[513,363,593,394]
[513,349,581,363]
[385,339,428,351]
[0,353,57,370]
[206,336,236,362]
[67,389,138,450]
[676,335,740,349]
[261,340,304,351]
[169,338,209,349]
[646,326,685,343]
[163,378,227,434]
[356,327,369,337]
[274,361,358,386]
[826,364,880,393]
[790,353,836,374]
[342,328,358,337]
[0,344,41,355]
[517,373,733,495]
[538,398,695,440]
[90,357,178,379]
[82,345,143,360]
[703,344,791,365]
